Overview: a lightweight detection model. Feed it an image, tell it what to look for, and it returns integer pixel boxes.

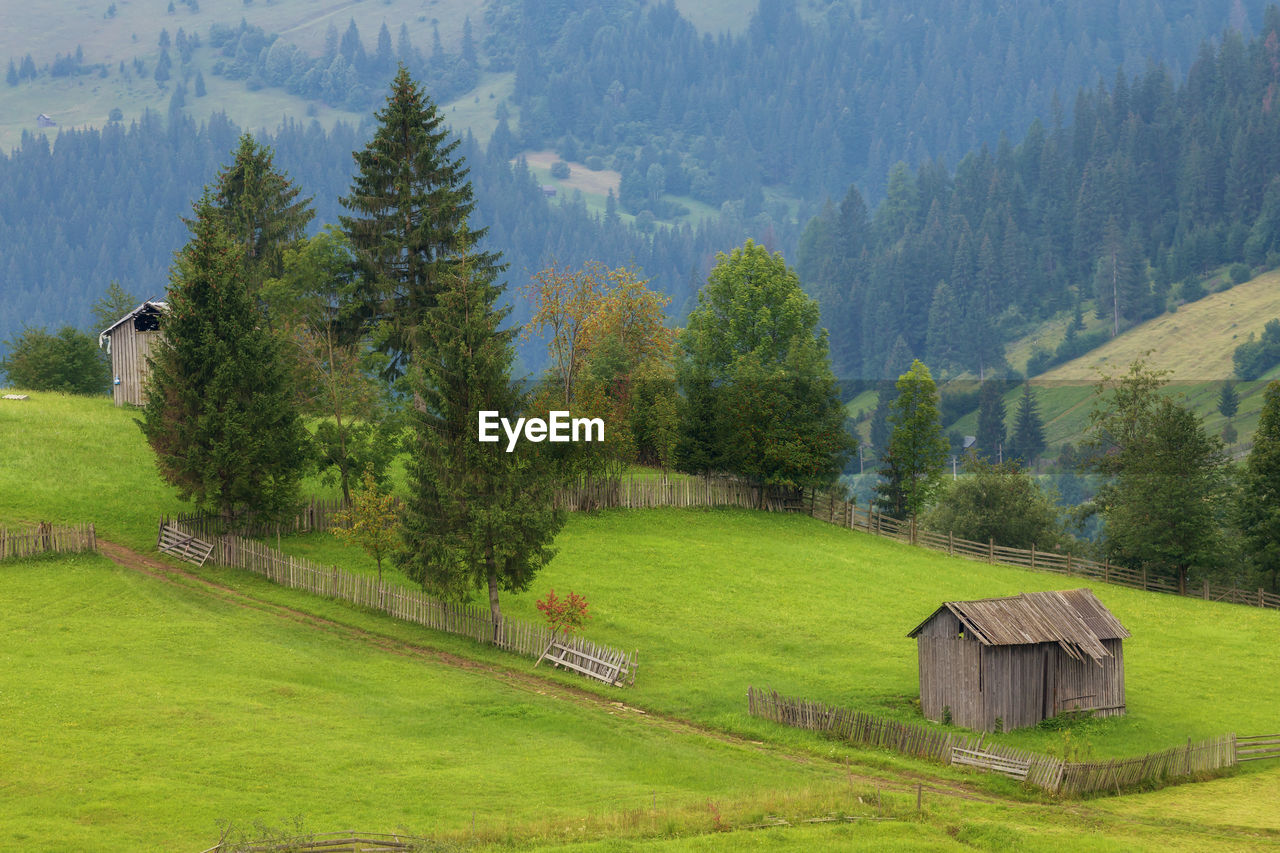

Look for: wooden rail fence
[1236,734,1280,762]
[163,520,636,686]
[747,687,1242,796]
[0,522,96,560]
[799,491,1280,612]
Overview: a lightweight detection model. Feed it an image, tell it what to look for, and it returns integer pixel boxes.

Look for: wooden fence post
[948,531,954,557]
[988,538,995,563]
[1203,579,1209,600]
[1030,543,1036,570]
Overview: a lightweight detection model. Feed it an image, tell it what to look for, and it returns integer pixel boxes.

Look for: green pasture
[276,508,1280,761]
[5,391,1280,849]
[0,553,851,852]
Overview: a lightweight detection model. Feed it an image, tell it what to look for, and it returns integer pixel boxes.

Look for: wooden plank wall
[109,326,161,407]
[0,522,96,560]
[169,521,637,686]
[747,687,1238,797]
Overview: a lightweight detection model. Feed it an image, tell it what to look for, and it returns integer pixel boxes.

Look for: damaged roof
[907,588,1129,663]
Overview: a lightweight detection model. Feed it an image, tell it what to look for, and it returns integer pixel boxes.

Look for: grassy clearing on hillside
[276,509,1280,763]
[0,553,850,852]
[1040,270,1280,383]
[0,0,496,152]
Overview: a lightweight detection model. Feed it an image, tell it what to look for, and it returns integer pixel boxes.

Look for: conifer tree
[140,195,310,524]
[340,65,501,379]
[213,134,314,299]
[1239,381,1280,591]
[1008,383,1046,465]
[396,245,562,637]
[976,378,1007,461]
[1217,380,1239,420]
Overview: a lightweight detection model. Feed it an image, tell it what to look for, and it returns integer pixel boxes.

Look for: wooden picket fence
[799,492,1280,611]
[163,520,636,686]
[164,496,348,540]
[0,522,96,560]
[747,687,1243,796]
[555,475,788,512]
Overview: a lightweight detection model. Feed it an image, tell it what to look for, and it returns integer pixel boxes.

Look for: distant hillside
[1038,270,1280,382]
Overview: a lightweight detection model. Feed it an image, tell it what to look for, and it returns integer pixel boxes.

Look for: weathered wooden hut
[908,589,1129,731]
[98,301,166,406]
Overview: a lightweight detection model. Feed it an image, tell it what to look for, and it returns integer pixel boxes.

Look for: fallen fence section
[537,635,635,687]
[747,687,1242,796]
[0,522,96,560]
[161,520,636,687]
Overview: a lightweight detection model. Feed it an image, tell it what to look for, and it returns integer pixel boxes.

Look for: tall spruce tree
[396,245,563,636]
[213,134,314,298]
[340,65,501,379]
[1239,381,1280,591]
[140,195,310,523]
[975,378,1008,461]
[1008,383,1046,465]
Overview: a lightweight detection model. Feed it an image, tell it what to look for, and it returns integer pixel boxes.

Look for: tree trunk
[486,555,503,646]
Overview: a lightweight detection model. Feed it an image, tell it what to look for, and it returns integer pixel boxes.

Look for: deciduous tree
[875,359,948,521]
[1,326,108,395]
[1084,360,1229,593]
[676,240,853,495]
[924,456,1071,551]
[332,469,400,585]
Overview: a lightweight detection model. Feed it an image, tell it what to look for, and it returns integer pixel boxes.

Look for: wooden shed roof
[907,589,1129,663]
[98,300,167,349]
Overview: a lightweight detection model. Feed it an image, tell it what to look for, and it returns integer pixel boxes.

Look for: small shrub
[550,160,570,180]
[1229,262,1252,285]
[536,588,590,637]
[585,155,605,171]
[993,716,1003,734]
[941,705,952,725]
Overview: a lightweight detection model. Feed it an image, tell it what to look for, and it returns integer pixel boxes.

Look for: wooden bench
[157,522,215,567]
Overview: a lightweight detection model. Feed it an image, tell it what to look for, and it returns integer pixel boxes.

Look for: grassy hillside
[0,553,847,851]
[1039,270,1280,383]
[6,391,1280,849]
[0,0,490,153]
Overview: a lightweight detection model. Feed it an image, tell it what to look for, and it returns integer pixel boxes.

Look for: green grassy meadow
[5,391,1280,849]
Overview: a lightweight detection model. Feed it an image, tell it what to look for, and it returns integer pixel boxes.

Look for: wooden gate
[156,521,215,566]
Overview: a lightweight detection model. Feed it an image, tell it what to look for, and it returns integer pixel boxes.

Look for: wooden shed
[908,589,1129,731]
[98,301,166,407]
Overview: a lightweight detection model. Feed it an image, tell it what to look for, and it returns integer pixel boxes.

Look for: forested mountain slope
[0,0,1271,365]
[799,9,1280,383]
